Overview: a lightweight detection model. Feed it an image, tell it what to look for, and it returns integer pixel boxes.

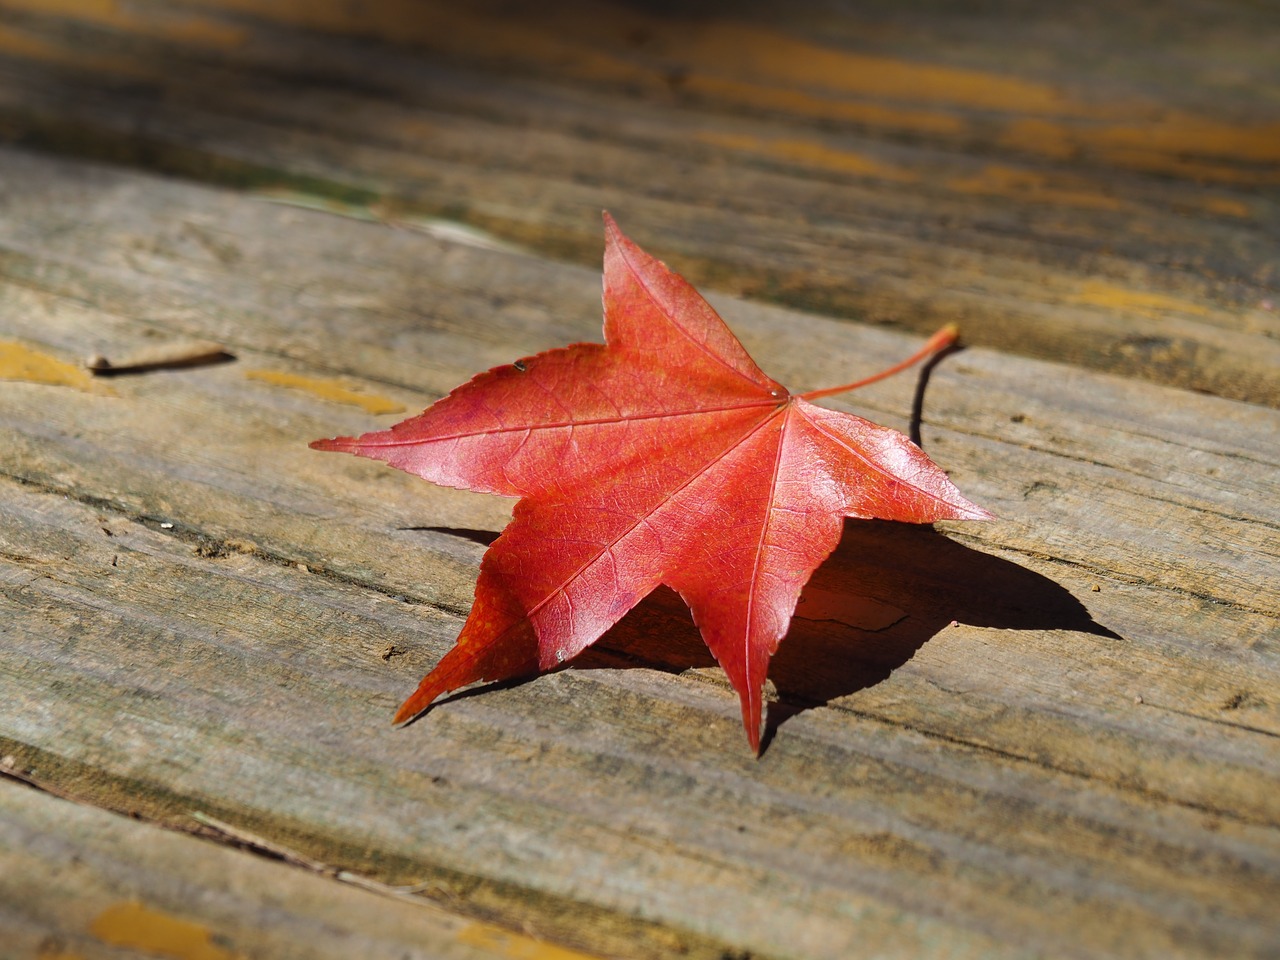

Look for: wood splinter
[86,340,234,375]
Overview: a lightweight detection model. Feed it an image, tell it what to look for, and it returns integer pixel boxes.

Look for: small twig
[87,340,234,376]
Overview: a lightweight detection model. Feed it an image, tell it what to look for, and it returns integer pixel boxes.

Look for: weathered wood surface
[0,0,1277,404]
[0,778,599,960]
[0,2,1277,958]
[2,148,1277,959]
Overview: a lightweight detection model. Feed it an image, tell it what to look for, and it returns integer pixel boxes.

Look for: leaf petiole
[797,324,960,402]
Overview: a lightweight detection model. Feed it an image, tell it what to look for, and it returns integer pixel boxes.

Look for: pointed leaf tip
[392,684,437,726]
[602,210,623,244]
[391,701,417,726]
[310,436,353,452]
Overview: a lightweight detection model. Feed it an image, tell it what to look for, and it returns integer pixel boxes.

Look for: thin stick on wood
[87,340,234,375]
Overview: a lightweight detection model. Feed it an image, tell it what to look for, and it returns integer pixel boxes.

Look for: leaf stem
[797,324,961,401]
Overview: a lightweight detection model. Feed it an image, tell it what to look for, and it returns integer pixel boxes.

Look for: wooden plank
[3,461,1277,960]
[0,1,1275,404]
[0,149,1277,958]
[0,777,606,960]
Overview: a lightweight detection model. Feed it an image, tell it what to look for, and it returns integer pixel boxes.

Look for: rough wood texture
[0,778,600,960]
[0,3,1277,958]
[0,0,1277,404]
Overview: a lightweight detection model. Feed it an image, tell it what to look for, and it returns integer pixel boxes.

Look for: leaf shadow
[400,525,501,546]
[415,522,1121,754]
[909,339,962,448]
[570,520,1121,753]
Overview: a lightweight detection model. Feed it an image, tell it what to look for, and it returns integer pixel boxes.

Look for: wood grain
[0,778,603,960]
[2,2,1278,955]
[0,0,1276,404]
[1,147,1277,958]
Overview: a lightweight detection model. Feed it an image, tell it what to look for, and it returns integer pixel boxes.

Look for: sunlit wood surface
[1,3,1276,958]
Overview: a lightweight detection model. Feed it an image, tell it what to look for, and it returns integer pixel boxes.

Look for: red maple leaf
[312,214,993,750]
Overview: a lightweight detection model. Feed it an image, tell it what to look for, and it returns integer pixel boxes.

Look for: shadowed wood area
[0,2,1277,958]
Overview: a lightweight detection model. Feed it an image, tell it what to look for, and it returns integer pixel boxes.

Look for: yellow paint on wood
[947,165,1125,211]
[245,369,406,414]
[1071,281,1214,320]
[695,131,917,182]
[457,920,606,960]
[1001,116,1280,186]
[675,22,1082,116]
[1090,112,1280,166]
[687,74,965,135]
[1196,196,1250,218]
[0,341,99,391]
[996,118,1078,161]
[1000,117,1280,185]
[89,901,239,960]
